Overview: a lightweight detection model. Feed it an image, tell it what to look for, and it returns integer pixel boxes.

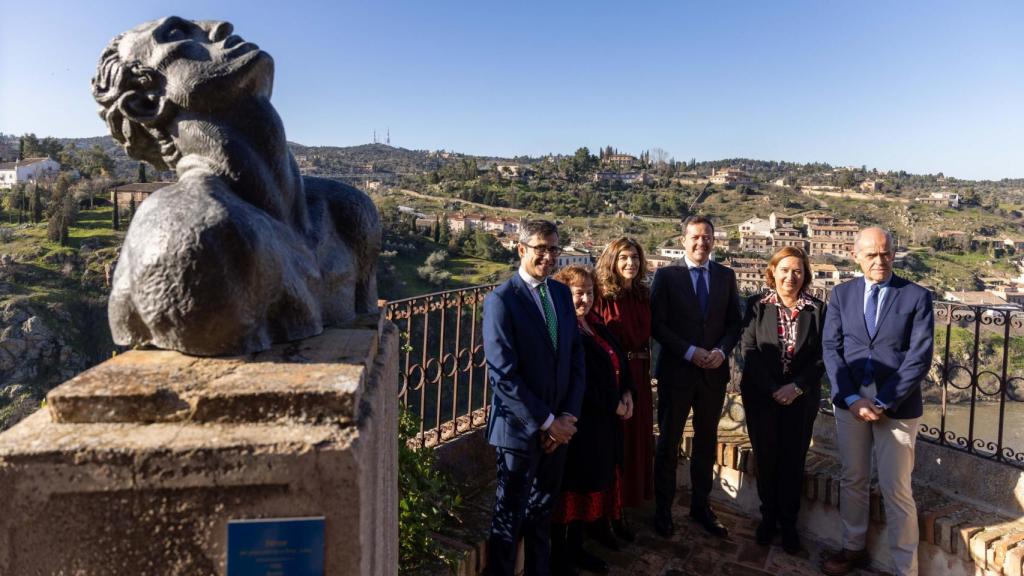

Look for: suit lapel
[551,282,572,353]
[512,275,556,352]
[855,277,872,339]
[706,262,725,318]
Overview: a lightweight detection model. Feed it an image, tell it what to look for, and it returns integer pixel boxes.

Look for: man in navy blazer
[483,219,585,576]
[821,227,933,576]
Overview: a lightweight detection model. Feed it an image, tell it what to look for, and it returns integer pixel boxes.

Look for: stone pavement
[594,497,886,576]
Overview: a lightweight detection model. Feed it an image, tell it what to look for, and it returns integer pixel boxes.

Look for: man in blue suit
[484,219,586,576]
[821,227,933,576]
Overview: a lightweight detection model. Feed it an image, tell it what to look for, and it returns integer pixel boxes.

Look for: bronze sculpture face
[117,17,272,107]
[92,17,381,356]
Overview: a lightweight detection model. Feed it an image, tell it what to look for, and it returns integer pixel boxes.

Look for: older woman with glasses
[740,246,826,555]
[549,265,634,575]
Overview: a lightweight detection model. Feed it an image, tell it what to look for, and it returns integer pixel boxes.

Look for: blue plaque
[227,517,325,576]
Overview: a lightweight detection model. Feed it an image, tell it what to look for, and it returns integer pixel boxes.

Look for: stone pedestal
[0,316,398,576]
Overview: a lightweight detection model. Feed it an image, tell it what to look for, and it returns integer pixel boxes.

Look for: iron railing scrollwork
[922,302,1024,468]
[385,284,497,448]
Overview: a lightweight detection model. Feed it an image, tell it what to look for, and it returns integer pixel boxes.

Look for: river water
[920,401,1024,457]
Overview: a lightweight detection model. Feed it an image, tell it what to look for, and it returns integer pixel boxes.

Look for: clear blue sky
[1,0,1021,180]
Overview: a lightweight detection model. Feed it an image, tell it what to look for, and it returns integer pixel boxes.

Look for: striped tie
[538,283,558,350]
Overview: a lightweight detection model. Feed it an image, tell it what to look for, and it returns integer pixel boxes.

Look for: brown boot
[820,548,869,575]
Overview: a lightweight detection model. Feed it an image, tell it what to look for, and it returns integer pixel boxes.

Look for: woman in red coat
[592,237,653,543]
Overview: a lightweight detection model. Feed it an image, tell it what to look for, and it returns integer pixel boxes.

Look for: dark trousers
[653,372,727,517]
[488,444,567,576]
[742,391,818,528]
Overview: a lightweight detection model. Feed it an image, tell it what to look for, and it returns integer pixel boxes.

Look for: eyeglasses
[521,242,562,256]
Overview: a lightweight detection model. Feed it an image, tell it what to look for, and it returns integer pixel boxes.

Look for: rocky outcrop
[0,299,112,430]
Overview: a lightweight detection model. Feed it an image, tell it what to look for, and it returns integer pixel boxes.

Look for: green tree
[417,250,451,286]
[138,162,147,183]
[438,214,451,245]
[15,184,27,223]
[19,134,39,158]
[79,145,115,179]
[836,171,855,189]
[573,147,596,173]
[128,194,137,226]
[30,182,42,224]
[46,174,78,245]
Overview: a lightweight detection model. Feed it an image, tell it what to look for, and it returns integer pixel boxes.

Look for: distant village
[4,148,1024,311]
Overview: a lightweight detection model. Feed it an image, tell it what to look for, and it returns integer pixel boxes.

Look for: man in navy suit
[483,219,586,576]
[651,215,742,539]
[821,227,934,576]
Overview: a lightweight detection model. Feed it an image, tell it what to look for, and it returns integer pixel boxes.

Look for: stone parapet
[0,317,398,575]
[701,419,1024,575]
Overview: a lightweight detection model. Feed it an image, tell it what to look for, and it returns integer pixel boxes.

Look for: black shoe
[755,521,776,546]
[689,506,729,538]
[552,559,580,576]
[588,520,620,551]
[551,524,578,575]
[653,512,675,538]
[574,547,609,574]
[611,517,636,543]
[781,525,801,555]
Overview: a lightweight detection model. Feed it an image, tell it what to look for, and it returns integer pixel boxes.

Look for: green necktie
[538,282,558,350]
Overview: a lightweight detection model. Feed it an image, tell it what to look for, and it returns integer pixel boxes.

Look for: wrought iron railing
[922,303,1024,468]
[384,283,1024,469]
[384,284,497,448]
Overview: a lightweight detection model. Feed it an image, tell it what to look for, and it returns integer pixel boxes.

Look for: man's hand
[690,347,709,367]
[703,349,725,369]
[541,434,559,453]
[850,398,881,422]
[617,391,634,420]
[772,383,802,405]
[547,414,578,444]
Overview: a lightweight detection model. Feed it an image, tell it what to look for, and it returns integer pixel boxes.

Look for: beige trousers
[835,407,920,576]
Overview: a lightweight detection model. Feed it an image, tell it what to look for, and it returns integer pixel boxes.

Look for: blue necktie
[694,267,709,316]
[864,284,880,384]
[865,284,880,338]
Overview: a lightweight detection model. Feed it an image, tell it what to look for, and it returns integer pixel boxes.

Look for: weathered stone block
[0,320,398,575]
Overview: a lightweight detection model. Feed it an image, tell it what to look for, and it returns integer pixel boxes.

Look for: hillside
[0,207,122,429]
[2,136,1024,431]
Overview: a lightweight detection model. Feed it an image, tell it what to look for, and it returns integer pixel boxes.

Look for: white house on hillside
[556,247,592,269]
[0,157,61,190]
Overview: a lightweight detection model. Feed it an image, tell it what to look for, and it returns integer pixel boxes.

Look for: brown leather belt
[627,351,651,360]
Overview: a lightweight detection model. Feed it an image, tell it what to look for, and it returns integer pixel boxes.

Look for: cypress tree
[31,182,42,224]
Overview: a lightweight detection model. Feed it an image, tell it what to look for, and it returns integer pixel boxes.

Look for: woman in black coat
[740,246,826,555]
[549,265,635,575]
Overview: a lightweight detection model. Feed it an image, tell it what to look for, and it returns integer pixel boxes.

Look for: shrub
[399,411,463,572]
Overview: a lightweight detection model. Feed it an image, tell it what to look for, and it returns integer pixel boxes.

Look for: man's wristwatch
[792,384,804,396]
